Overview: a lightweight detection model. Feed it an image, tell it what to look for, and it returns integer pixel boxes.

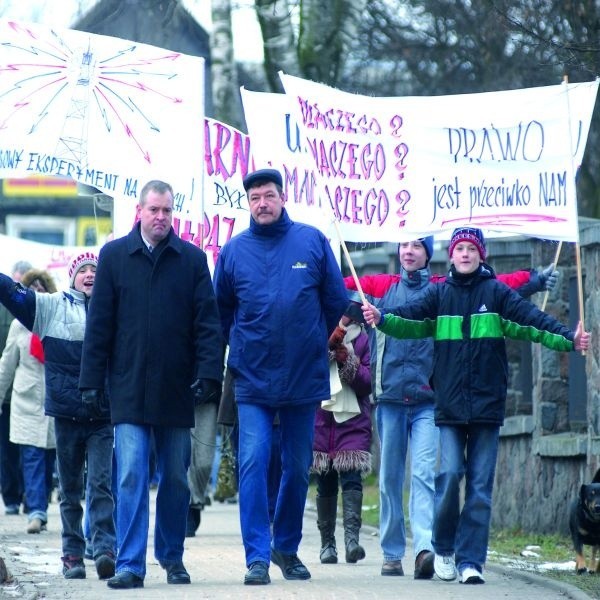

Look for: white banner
[112,117,255,271]
[240,87,326,228]
[254,74,597,243]
[0,234,99,291]
[112,115,343,271]
[0,19,204,219]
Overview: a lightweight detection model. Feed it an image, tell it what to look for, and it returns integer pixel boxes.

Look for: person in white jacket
[0,269,56,534]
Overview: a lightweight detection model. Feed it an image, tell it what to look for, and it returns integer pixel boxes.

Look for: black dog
[569,468,600,574]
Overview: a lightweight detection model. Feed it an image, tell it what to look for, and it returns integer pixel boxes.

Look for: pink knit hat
[68,252,98,288]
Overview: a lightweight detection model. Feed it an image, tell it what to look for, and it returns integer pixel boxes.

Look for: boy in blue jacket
[0,253,115,580]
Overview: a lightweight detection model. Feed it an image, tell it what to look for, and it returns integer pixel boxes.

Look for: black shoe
[186,506,201,538]
[95,553,116,579]
[164,562,191,584]
[414,550,435,580]
[62,555,86,579]
[107,571,144,589]
[270,547,311,580]
[244,561,270,585]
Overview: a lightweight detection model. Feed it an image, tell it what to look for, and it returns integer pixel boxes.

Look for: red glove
[328,326,346,349]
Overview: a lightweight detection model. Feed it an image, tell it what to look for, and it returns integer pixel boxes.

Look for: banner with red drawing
[0,18,204,219]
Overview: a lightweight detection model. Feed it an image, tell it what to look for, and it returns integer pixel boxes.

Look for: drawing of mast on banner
[54,42,93,169]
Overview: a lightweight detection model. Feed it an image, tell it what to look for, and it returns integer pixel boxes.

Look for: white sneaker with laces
[460,566,485,584]
[433,554,457,581]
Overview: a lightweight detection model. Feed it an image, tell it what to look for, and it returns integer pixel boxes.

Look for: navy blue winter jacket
[213,209,348,406]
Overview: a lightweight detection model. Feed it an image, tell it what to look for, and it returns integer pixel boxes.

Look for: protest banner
[274,74,598,243]
[0,18,204,219]
[240,88,324,226]
[112,116,253,269]
[0,234,99,291]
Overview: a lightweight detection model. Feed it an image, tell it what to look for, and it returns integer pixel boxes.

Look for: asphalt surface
[0,491,592,599]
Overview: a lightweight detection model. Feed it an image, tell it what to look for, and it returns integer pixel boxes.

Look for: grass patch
[487,528,600,599]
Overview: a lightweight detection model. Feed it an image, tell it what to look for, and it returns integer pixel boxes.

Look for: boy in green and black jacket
[361,227,590,586]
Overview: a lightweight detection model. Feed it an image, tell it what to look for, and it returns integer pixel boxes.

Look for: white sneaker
[434,554,457,581]
[460,566,485,584]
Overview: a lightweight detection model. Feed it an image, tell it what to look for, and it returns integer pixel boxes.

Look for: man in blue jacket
[213,168,349,586]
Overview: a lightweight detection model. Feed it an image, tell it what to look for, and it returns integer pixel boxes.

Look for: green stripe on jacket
[500,317,573,351]
[379,314,434,339]
[380,311,573,351]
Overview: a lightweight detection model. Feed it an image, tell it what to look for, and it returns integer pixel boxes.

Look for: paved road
[0,492,591,599]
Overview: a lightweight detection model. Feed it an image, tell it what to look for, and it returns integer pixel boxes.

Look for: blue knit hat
[419,236,434,264]
[398,236,434,265]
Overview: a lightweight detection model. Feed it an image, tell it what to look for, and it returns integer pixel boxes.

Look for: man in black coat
[80,180,224,590]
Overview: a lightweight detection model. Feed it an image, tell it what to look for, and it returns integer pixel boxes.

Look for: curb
[485,563,593,600]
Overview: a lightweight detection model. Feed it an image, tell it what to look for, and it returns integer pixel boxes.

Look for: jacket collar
[447,262,495,286]
[64,288,88,304]
[401,265,431,288]
[126,222,182,256]
[249,208,293,237]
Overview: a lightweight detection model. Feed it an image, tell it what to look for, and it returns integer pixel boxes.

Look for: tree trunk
[211,0,244,130]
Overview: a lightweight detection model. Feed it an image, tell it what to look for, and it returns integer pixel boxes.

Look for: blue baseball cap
[242,168,283,192]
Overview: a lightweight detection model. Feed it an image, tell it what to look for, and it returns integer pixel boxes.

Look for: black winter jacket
[79,224,224,427]
[379,264,575,426]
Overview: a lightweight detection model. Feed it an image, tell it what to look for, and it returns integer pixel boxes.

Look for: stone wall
[492,222,600,535]
[350,221,600,535]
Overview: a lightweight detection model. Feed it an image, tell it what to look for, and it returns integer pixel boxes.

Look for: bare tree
[255,0,299,91]
[211,0,243,129]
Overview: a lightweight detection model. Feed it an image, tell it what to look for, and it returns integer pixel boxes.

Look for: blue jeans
[54,418,115,558]
[267,424,282,522]
[377,402,438,561]
[114,424,191,578]
[237,402,316,566]
[432,424,500,573]
[20,445,48,523]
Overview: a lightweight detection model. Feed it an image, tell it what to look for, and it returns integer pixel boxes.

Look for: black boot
[316,496,338,564]
[186,506,201,538]
[342,490,365,563]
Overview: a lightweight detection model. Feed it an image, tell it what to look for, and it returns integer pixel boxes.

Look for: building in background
[0,175,111,246]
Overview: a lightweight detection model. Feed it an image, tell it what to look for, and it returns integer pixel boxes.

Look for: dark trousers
[316,466,362,497]
[54,417,116,559]
[0,402,24,508]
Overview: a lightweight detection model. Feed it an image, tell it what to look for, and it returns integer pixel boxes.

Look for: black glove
[81,389,107,419]
[191,378,222,405]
